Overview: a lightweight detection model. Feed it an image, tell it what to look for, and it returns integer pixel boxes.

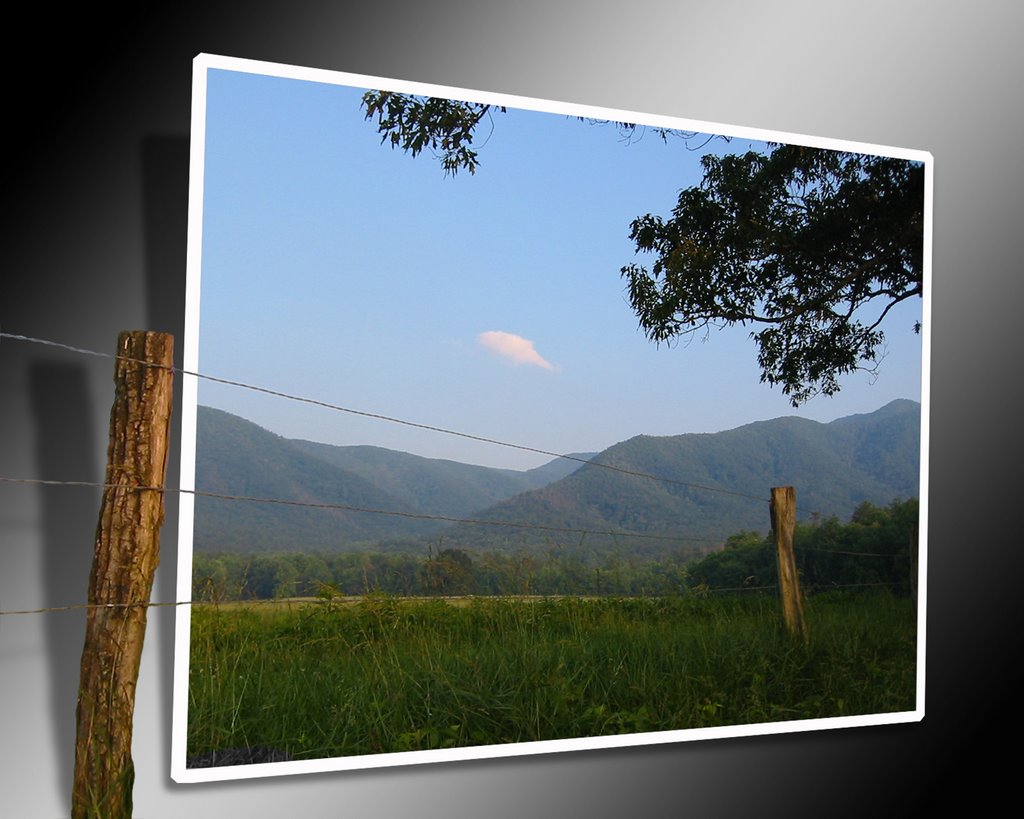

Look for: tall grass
[187,592,916,764]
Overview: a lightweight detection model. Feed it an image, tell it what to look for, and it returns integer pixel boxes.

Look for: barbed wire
[803,581,903,592]
[0,600,193,616]
[0,580,906,617]
[1,330,911,619]
[675,579,904,596]
[799,546,902,558]
[0,331,769,505]
[0,475,722,545]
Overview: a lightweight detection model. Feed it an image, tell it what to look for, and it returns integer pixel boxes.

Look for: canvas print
[172,54,930,782]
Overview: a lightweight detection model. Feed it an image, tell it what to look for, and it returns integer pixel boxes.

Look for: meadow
[186,590,917,765]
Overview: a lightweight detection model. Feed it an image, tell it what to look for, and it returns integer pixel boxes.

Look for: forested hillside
[430,400,920,555]
[192,400,920,558]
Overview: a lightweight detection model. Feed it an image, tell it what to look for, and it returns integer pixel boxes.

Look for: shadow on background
[30,362,98,800]
[143,136,190,340]
[24,135,190,804]
[142,134,190,776]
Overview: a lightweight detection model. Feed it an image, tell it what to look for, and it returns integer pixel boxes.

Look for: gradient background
[1,3,1015,816]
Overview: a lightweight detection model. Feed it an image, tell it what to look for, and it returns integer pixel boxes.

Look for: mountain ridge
[192,400,921,556]
[432,400,920,556]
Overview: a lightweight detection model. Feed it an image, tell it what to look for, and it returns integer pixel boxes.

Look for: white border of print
[171,51,931,784]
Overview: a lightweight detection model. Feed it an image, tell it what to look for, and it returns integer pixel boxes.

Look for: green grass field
[186,592,917,764]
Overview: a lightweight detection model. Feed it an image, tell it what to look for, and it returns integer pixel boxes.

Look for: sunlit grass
[186,591,916,764]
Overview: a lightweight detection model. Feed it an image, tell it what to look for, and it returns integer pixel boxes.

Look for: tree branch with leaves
[622,146,924,404]
[360,91,925,405]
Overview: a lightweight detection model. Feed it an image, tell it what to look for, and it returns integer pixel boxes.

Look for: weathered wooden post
[72,331,174,819]
[770,486,807,641]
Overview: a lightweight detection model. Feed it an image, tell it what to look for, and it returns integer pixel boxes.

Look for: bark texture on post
[72,331,173,819]
[770,486,808,641]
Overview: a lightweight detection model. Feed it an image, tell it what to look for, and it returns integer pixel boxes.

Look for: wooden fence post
[770,486,807,641]
[71,331,174,819]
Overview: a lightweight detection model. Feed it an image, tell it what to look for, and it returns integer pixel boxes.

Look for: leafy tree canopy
[362,91,506,177]
[623,146,924,404]
[361,91,925,405]
[361,90,712,176]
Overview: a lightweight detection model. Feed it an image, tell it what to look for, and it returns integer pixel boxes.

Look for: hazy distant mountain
[193,407,429,551]
[289,439,595,520]
[420,399,922,557]
[192,400,920,557]
[193,406,594,552]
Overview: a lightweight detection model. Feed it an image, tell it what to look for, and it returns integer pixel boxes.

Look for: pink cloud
[478,331,556,371]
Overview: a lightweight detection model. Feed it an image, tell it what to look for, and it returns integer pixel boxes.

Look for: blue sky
[195,68,924,470]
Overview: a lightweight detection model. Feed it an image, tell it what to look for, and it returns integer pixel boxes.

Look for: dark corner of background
[142,132,190,776]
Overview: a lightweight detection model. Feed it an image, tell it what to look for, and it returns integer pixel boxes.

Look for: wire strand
[0,331,768,505]
[2,329,906,622]
[0,581,906,616]
[0,476,722,544]
[800,546,902,558]
[0,601,191,616]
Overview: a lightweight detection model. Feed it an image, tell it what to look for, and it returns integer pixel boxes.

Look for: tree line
[191,498,918,601]
[686,497,918,596]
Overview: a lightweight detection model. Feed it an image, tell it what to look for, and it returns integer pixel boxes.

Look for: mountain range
[191,399,921,557]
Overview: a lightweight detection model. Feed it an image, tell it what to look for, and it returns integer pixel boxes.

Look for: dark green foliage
[684,531,778,592]
[191,547,696,600]
[360,90,698,177]
[192,551,426,600]
[796,498,919,596]
[684,497,919,596]
[192,496,917,601]
[420,548,475,595]
[362,91,506,177]
[623,145,925,405]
